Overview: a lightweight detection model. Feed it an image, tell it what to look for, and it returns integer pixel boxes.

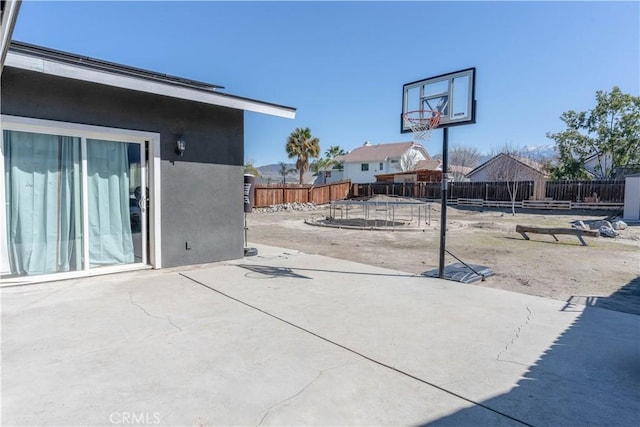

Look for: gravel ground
[247,199,640,315]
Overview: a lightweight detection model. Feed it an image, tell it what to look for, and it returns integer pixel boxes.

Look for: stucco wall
[344,159,406,183]
[468,162,543,183]
[1,67,245,268]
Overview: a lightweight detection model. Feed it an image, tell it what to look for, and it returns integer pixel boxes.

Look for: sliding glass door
[2,128,147,278]
[3,130,83,275]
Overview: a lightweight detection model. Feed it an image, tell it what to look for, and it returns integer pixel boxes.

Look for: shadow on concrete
[564,276,640,316]
[238,264,313,280]
[422,277,640,426]
[239,264,418,279]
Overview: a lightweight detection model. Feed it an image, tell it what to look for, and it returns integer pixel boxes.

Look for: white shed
[623,173,640,221]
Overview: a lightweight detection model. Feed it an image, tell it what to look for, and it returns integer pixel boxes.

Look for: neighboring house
[374,159,442,183]
[1,40,295,282]
[467,153,549,199]
[339,141,432,184]
[375,169,442,183]
[373,161,474,184]
[583,151,639,179]
[584,151,614,179]
[314,164,345,185]
[467,153,549,182]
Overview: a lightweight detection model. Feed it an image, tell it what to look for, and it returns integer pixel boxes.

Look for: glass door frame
[1,115,162,283]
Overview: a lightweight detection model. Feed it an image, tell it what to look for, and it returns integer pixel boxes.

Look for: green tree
[285,127,321,184]
[244,161,260,177]
[547,87,640,180]
[487,144,532,216]
[278,162,296,185]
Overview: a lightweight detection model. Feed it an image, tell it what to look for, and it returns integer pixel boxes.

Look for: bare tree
[448,145,482,181]
[486,145,531,215]
[449,145,482,168]
[398,150,421,172]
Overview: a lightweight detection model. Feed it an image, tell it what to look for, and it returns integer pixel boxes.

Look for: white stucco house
[583,152,614,179]
[334,141,432,184]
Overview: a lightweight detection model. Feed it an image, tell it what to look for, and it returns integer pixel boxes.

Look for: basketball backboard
[401,67,476,132]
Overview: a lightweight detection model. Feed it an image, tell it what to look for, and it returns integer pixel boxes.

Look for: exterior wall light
[176,139,186,156]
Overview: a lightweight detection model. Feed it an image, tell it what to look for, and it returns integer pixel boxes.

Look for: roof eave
[4,49,296,119]
[0,1,22,74]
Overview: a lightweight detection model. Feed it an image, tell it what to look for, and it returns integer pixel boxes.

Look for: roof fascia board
[5,51,296,119]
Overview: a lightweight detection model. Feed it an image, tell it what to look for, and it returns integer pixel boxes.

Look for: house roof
[4,41,296,119]
[415,159,441,170]
[467,153,549,178]
[341,142,428,162]
[449,165,473,175]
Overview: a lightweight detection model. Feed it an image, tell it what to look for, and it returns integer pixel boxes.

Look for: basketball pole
[438,127,449,279]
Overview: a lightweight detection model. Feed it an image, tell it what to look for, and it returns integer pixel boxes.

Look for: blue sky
[12,1,639,166]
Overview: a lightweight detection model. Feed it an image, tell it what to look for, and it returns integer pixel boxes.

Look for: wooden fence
[351,181,535,201]
[454,199,622,210]
[254,179,626,208]
[545,180,625,202]
[351,180,626,203]
[254,180,351,207]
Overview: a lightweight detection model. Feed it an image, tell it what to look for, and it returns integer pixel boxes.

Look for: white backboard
[401,67,476,131]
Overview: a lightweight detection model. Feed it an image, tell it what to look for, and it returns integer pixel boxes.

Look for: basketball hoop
[402,110,442,141]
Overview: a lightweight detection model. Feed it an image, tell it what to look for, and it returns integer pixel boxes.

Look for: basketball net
[403,110,442,141]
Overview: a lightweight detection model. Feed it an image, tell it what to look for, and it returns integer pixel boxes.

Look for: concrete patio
[2,244,638,426]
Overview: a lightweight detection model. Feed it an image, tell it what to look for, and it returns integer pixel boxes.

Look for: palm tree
[311,158,331,184]
[285,127,320,184]
[278,161,297,185]
[324,145,346,171]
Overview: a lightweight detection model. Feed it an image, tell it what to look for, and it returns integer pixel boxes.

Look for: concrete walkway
[2,244,638,426]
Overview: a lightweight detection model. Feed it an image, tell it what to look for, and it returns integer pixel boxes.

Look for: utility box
[623,173,640,221]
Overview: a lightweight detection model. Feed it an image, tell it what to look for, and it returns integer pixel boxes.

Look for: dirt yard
[247,198,640,315]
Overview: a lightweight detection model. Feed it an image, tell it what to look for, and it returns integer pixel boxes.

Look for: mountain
[253,163,314,184]
[520,144,557,161]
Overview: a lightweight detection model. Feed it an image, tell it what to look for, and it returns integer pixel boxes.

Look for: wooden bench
[522,200,572,210]
[456,198,484,207]
[483,200,523,209]
[515,224,600,246]
[571,202,624,210]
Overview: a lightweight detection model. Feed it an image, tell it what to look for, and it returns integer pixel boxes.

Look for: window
[325,171,332,178]
[361,163,369,171]
[379,162,384,171]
